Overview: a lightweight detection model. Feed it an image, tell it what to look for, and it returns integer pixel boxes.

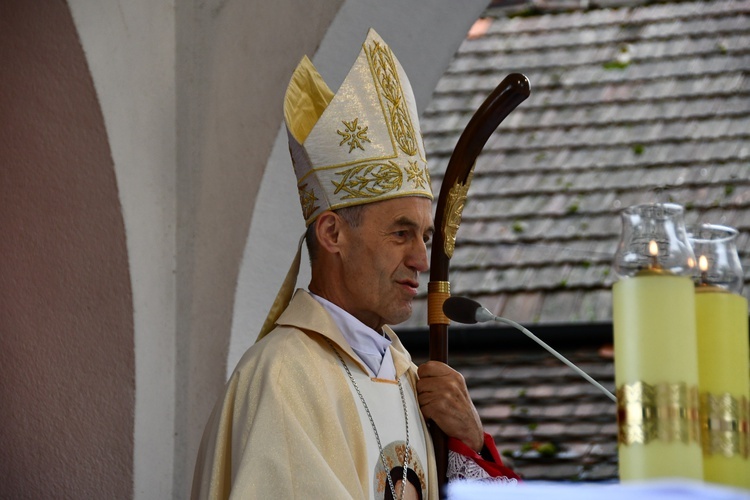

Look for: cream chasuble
[191,289,438,500]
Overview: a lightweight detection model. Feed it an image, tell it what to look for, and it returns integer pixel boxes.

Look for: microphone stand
[428,73,530,497]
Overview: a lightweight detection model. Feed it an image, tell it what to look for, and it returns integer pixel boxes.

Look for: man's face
[338,197,433,331]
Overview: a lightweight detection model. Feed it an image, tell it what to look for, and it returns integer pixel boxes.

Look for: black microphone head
[442,296,483,324]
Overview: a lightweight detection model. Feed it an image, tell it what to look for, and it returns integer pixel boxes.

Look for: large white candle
[696,288,749,488]
[614,273,702,480]
[613,204,702,481]
[690,225,750,489]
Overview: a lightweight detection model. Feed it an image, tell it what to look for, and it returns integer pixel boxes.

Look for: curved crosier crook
[427,73,530,494]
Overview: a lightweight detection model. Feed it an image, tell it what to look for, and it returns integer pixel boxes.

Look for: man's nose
[407,238,429,273]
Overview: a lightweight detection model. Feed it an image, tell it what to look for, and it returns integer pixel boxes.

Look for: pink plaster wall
[0,2,135,498]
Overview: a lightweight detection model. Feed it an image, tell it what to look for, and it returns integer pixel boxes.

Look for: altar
[448,480,750,500]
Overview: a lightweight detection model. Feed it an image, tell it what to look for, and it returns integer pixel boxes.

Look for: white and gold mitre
[284,28,433,226]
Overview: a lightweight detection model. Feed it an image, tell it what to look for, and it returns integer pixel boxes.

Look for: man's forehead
[364,197,434,227]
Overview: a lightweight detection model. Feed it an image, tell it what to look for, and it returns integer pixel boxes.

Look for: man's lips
[396,278,420,295]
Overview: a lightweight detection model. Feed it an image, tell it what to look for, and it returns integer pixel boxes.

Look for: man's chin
[386,304,413,326]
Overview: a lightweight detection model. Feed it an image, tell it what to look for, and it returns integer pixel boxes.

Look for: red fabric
[448,433,521,481]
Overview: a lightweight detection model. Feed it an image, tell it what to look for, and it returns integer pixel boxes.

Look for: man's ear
[315,211,346,255]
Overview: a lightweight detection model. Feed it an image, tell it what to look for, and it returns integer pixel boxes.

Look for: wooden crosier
[428,73,530,496]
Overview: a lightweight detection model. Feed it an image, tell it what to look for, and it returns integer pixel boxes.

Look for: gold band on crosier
[700,392,750,458]
[427,281,451,325]
[617,381,700,446]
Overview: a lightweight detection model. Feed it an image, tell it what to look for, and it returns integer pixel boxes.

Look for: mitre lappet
[258,28,434,340]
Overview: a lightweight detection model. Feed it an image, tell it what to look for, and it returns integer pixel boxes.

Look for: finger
[417,379,461,401]
[417,371,465,396]
[417,360,454,378]
[416,387,447,408]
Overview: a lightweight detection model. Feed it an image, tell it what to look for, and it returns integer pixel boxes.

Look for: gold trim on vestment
[371,377,400,385]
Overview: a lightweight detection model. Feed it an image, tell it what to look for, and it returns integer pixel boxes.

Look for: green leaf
[603,60,630,70]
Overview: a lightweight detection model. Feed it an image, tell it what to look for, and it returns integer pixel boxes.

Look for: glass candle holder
[689,224,744,293]
[614,203,696,278]
[689,224,750,488]
[612,203,702,481]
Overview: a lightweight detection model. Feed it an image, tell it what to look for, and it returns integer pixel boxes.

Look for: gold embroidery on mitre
[443,169,475,259]
[617,381,700,446]
[406,160,428,189]
[337,118,371,153]
[332,162,403,199]
[700,392,749,458]
[298,183,319,221]
[365,40,418,157]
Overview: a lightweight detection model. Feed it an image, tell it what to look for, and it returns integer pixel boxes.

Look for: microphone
[443,296,617,402]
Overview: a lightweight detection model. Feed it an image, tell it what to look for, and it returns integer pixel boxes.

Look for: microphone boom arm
[443,295,616,402]
[479,309,617,402]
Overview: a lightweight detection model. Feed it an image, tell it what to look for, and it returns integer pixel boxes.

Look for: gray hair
[305,205,366,263]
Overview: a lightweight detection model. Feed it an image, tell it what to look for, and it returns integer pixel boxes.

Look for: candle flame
[699,255,708,272]
[648,240,658,256]
[687,257,695,268]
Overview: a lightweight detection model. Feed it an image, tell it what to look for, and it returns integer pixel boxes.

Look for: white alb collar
[310,292,396,379]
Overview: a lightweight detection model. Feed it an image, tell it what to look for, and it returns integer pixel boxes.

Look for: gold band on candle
[618,381,700,446]
[701,392,749,459]
[428,281,451,325]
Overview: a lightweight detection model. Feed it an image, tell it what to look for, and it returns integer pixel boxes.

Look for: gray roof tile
[404,0,750,329]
